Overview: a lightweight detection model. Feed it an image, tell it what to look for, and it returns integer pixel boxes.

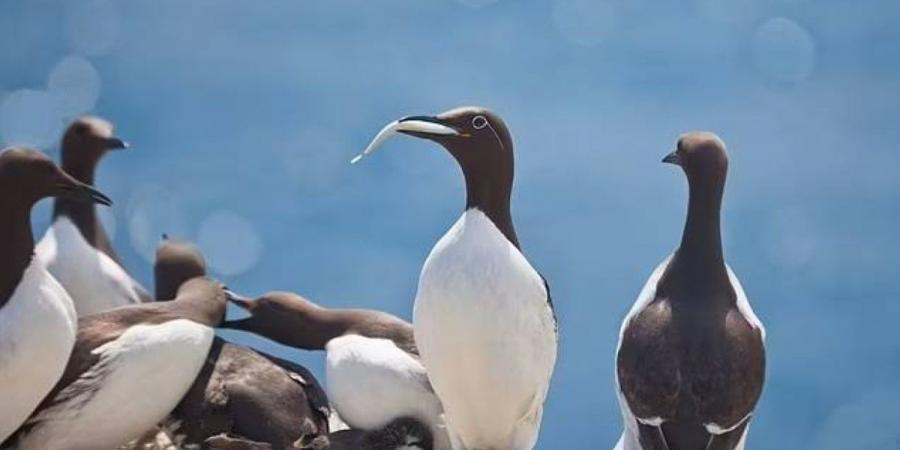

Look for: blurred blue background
[2,0,898,448]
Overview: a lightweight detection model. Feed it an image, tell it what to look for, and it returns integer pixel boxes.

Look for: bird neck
[674,174,729,288]
[292,308,352,350]
[462,161,519,249]
[54,156,119,263]
[0,198,35,308]
[169,286,227,327]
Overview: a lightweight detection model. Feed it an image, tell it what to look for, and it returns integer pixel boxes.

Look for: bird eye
[472,115,488,130]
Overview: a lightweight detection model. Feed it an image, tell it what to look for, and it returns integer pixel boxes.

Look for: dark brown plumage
[154,238,330,450]
[221,292,418,356]
[0,147,111,309]
[53,117,132,267]
[328,417,433,450]
[616,133,765,450]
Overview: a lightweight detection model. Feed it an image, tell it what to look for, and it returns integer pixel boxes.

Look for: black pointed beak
[54,176,113,206]
[398,115,442,125]
[224,289,256,311]
[662,150,681,166]
[105,137,129,150]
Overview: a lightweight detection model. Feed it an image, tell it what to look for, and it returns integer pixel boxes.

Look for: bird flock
[0,107,765,450]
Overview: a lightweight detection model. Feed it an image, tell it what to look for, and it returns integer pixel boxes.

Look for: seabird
[222,292,450,450]
[614,133,766,450]
[353,107,558,450]
[6,243,228,450]
[329,416,434,450]
[0,147,110,443]
[153,237,330,450]
[35,116,151,317]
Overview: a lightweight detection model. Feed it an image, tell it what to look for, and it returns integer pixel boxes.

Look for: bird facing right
[615,133,766,450]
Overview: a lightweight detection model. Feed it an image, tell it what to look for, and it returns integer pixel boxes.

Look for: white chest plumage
[325,334,451,450]
[414,209,557,450]
[36,217,142,317]
[0,261,77,443]
[613,254,765,450]
[13,318,214,450]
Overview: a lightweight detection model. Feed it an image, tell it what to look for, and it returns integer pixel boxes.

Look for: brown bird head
[662,131,729,186]
[222,291,339,350]
[354,106,519,246]
[61,116,128,182]
[0,147,112,208]
[154,236,208,301]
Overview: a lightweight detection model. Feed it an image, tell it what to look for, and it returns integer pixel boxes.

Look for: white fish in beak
[351,118,459,164]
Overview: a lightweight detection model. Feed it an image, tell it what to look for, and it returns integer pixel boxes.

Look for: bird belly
[36,218,141,316]
[15,319,214,450]
[325,334,449,449]
[414,210,557,450]
[0,263,77,443]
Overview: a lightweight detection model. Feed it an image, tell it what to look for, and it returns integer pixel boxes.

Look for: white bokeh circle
[0,89,64,148]
[196,210,263,276]
[752,17,816,83]
[64,0,122,56]
[47,55,101,118]
[126,184,190,263]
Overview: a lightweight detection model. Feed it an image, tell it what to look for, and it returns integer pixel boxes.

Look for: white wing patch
[726,265,765,341]
[14,319,214,450]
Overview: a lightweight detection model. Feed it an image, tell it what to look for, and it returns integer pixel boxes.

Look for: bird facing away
[36,116,151,317]
[222,291,450,450]
[354,107,558,450]
[153,237,331,450]
[0,147,111,443]
[614,133,765,450]
[5,247,228,450]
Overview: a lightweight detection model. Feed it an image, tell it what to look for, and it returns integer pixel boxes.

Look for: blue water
[2,1,898,448]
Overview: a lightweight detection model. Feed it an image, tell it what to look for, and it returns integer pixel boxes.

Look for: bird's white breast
[0,260,77,443]
[325,334,451,450]
[414,209,557,450]
[14,319,214,450]
[36,217,142,316]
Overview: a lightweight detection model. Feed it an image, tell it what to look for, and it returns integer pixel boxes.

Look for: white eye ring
[472,115,488,130]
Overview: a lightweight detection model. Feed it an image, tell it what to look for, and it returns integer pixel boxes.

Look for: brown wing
[171,339,330,449]
[617,298,681,422]
[11,303,174,438]
[690,309,765,430]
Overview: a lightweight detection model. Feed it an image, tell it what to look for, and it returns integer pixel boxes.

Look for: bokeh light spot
[196,210,263,277]
[64,0,121,57]
[752,17,816,83]
[0,89,64,148]
[553,0,617,47]
[280,129,346,191]
[126,184,189,263]
[47,55,101,118]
